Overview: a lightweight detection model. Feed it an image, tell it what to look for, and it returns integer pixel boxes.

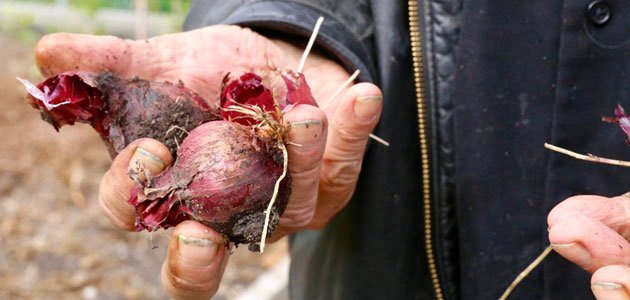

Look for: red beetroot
[129,120,291,246]
[22,69,316,248]
[130,70,312,247]
[20,71,220,157]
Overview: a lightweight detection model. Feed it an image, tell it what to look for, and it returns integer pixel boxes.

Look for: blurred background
[0,0,289,299]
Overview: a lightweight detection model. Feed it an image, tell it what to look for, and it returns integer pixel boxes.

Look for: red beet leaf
[19,73,108,135]
[282,71,317,107]
[220,73,276,126]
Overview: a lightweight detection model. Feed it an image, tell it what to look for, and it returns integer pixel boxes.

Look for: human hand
[36,25,382,298]
[548,195,630,299]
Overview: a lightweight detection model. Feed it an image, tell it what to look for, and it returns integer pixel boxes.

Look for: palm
[36,25,349,110]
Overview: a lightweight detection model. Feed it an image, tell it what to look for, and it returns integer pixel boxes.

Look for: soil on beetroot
[0,34,287,300]
[92,72,220,157]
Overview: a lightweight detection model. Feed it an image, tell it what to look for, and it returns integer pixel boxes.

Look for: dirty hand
[548,195,630,300]
[35,25,382,298]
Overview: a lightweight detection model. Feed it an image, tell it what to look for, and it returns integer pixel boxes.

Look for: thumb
[162,221,229,300]
[35,32,133,77]
[98,138,173,230]
[591,265,630,300]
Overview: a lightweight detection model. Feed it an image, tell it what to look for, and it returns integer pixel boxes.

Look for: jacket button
[586,0,612,26]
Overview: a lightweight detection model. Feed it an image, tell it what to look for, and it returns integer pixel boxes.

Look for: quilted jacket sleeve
[184,0,377,82]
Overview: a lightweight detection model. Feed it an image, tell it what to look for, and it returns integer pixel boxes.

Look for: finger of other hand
[549,215,630,272]
[591,265,630,300]
[548,195,630,239]
[98,138,172,230]
[312,82,382,228]
[162,221,229,300]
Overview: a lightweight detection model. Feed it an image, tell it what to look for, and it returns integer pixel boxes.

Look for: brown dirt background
[0,34,287,300]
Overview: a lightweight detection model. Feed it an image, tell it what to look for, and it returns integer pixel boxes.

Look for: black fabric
[544,0,630,298]
[421,1,463,298]
[452,1,564,299]
[184,1,377,82]
[185,0,630,299]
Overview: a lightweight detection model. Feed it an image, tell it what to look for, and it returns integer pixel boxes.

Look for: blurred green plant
[26,0,191,13]
[0,10,42,44]
[1,0,192,38]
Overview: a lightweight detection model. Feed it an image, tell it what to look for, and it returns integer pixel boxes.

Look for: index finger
[35,33,133,77]
[548,195,630,238]
[548,195,630,273]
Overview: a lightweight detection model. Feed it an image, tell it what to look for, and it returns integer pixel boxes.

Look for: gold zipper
[407,1,444,299]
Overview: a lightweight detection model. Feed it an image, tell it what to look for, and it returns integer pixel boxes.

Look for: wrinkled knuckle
[165,261,219,295]
[290,157,322,178]
[280,204,315,228]
[168,273,217,294]
[320,158,362,190]
[336,126,369,148]
[98,172,135,230]
[97,196,134,231]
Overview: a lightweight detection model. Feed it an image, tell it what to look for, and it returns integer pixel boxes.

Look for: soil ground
[0,34,287,300]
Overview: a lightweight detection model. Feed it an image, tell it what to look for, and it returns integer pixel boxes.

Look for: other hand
[549,195,630,300]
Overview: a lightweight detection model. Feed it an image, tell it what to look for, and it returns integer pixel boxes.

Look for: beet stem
[326,69,360,108]
[325,70,390,147]
[369,133,390,147]
[259,142,288,253]
[544,143,630,167]
[499,245,553,300]
[297,16,324,73]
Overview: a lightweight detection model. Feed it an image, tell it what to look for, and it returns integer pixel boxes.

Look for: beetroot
[21,69,316,250]
[19,71,220,157]
[129,120,291,246]
[128,70,312,249]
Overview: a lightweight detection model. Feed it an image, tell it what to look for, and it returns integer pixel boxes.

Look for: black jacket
[185,1,630,299]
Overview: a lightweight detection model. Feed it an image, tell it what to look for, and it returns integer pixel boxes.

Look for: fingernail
[551,242,592,269]
[177,234,219,268]
[354,95,381,122]
[289,120,323,146]
[591,282,629,300]
[128,147,165,175]
[592,282,624,290]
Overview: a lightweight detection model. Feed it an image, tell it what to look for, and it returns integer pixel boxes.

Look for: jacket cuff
[218,1,376,82]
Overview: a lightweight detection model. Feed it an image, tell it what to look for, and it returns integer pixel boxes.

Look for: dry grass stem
[499,245,553,300]
[327,69,390,147]
[544,143,630,167]
[259,143,288,253]
[369,133,390,147]
[327,69,360,106]
[297,16,324,73]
